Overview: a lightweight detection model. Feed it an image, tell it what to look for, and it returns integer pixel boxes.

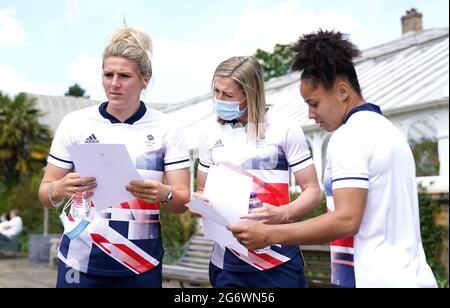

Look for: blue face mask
[59,212,91,240]
[59,193,92,240]
[215,98,247,121]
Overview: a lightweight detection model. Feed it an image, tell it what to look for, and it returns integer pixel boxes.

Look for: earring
[141,88,147,101]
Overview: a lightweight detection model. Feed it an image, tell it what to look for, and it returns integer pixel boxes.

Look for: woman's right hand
[189,192,210,218]
[53,173,97,199]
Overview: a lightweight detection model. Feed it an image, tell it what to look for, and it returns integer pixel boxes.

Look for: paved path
[0,258,197,288]
[0,258,56,288]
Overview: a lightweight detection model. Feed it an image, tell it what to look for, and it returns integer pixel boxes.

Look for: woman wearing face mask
[38,26,190,288]
[195,56,321,288]
[229,31,437,288]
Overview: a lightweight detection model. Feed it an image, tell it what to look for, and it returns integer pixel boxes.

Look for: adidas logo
[85,134,100,144]
[213,139,224,149]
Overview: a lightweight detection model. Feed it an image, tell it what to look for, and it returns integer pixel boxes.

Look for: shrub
[290,191,327,222]
[418,191,449,288]
[0,170,62,237]
[292,189,449,287]
[411,139,440,176]
[160,208,197,264]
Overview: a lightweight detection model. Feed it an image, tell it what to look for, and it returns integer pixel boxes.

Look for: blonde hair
[213,56,266,140]
[103,27,153,81]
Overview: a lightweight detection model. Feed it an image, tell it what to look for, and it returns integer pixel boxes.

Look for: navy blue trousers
[209,254,308,288]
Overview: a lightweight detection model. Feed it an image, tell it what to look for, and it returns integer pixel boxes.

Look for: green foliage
[255,43,294,81]
[418,189,449,288]
[292,189,449,288]
[65,83,89,98]
[290,191,327,222]
[193,158,199,192]
[411,139,440,176]
[160,208,197,264]
[0,170,62,236]
[0,91,52,208]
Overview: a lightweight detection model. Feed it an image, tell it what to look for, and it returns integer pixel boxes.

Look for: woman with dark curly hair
[229,30,437,288]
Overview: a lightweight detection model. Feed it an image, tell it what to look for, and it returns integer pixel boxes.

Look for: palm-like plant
[0,92,52,197]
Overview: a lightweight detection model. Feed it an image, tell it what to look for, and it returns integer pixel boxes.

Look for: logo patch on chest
[84,134,99,144]
[213,139,224,149]
[146,134,157,148]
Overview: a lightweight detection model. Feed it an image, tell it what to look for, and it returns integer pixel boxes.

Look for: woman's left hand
[126,180,169,203]
[241,203,290,225]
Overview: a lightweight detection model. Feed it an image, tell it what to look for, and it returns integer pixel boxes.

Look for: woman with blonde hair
[39,26,190,288]
[194,56,321,288]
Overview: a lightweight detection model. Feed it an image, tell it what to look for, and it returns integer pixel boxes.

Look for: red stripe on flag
[123,261,142,274]
[331,236,354,248]
[121,202,130,209]
[248,250,285,268]
[91,234,112,254]
[107,199,160,210]
[256,183,290,206]
[115,244,156,272]
[230,249,269,270]
[332,260,354,266]
[127,199,161,210]
[222,163,289,205]
[251,263,266,271]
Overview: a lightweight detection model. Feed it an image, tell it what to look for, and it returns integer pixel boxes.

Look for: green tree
[0,92,52,207]
[4,170,62,235]
[411,139,440,176]
[418,186,449,288]
[255,43,294,81]
[65,83,89,98]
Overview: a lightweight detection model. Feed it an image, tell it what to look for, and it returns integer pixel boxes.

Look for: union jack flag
[61,198,161,275]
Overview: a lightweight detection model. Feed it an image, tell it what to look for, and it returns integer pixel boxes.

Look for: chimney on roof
[401,8,423,34]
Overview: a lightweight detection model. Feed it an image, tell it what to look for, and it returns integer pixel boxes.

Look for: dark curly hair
[292,30,362,96]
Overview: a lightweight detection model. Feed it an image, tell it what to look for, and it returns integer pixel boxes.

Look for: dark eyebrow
[103,71,134,76]
[214,88,234,96]
[305,98,318,104]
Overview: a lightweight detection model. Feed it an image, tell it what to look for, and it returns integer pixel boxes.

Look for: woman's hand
[241,203,292,225]
[189,192,210,217]
[126,180,170,203]
[53,173,97,199]
[227,220,271,250]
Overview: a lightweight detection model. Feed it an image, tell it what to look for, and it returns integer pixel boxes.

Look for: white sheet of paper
[68,144,143,212]
[202,165,253,256]
[203,219,249,255]
[186,198,229,227]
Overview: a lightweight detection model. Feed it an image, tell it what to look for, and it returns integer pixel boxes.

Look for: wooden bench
[301,244,331,288]
[162,235,213,288]
[162,234,331,288]
[0,229,27,259]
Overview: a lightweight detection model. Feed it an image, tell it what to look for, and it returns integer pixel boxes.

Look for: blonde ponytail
[103,27,153,80]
